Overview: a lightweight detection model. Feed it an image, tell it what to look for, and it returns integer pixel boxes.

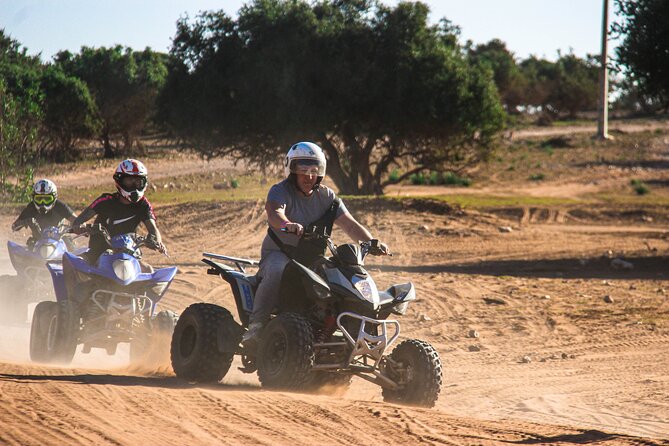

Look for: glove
[368,239,390,256]
[147,234,168,254]
[11,220,25,232]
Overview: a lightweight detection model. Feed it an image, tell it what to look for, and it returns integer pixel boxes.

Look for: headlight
[353,277,379,307]
[112,259,139,282]
[39,243,57,259]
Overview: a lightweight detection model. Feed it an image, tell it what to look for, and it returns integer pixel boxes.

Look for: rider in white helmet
[12,179,76,245]
[72,159,166,263]
[241,141,390,348]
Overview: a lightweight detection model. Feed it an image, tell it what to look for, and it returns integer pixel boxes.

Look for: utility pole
[597,0,610,139]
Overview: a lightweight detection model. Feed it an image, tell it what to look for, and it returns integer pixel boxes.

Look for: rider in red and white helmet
[113,159,149,203]
[72,159,166,263]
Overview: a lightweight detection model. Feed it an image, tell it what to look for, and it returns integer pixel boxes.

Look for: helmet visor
[119,175,147,191]
[33,194,55,205]
[290,159,325,177]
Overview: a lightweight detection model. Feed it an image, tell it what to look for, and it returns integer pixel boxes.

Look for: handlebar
[281,226,391,257]
[71,224,168,256]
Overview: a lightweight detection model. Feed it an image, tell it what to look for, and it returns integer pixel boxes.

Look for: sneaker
[241,322,263,350]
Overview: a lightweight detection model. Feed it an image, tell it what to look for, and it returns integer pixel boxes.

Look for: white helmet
[284,142,327,178]
[32,179,58,214]
[113,159,148,203]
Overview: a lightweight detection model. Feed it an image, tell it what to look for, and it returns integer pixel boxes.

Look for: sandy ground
[1,124,669,444]
[1,197,668,445]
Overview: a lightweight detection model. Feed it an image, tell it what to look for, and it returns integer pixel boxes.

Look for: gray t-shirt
[261,179,348,255]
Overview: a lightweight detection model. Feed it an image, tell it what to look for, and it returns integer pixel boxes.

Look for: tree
[614,0,669,111]
[55,46,167,158]
[468,39,526,112]
[0,30,43,200]
[159,0,505,195]
[550,53,599,118]
[39,66,100,160]
[519,53,598,120]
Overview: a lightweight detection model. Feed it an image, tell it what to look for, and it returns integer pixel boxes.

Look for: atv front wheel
[30,300,80,364]
[381,339,442,407]
[171,303,236,383]
[52,300,80,364]
[29,301,58,362]
[257,313,314,389]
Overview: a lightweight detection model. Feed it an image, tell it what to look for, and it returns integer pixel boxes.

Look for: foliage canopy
[614,0,669,111]
[159,0,505,194]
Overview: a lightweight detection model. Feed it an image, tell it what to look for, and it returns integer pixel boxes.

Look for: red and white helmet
[113,159,148,203]
[32,179,58,214]
[284,142,327,178]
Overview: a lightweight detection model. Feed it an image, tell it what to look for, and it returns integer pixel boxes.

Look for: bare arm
[143,218,166,253]
[266,200,303,235]
[334,212,373,242]
[335,212,390,255]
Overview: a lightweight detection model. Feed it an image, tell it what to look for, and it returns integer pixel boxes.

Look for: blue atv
[2,219,80,322]
[29,225,178,366]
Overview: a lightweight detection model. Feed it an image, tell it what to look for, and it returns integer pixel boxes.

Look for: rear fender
[203,259,256,326]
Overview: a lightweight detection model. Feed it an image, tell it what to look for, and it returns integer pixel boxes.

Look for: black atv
[171,230,442,407]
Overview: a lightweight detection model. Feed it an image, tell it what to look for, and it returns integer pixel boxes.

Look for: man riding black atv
[170,142,442,407]
[241,142,390,348]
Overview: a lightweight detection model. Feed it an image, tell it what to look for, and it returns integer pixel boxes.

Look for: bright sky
[1,0,617,62]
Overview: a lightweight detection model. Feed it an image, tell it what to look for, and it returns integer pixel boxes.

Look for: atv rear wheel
[381,339,442,407]
[30,301,58,362]
[171,303,236,383]
[257,313,314,390]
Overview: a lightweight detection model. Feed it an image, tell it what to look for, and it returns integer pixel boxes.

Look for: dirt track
[1,194,668,444]
[2,122,669,444]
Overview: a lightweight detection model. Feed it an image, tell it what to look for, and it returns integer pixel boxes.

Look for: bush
[410,173,426,185]
[630,179,649,195]
[388,169,401,183]
[230,179,240,189]
[442,172,471,187]
[529,173,545,181]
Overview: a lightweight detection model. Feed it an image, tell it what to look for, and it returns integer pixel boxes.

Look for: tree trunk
[101,129,115,159]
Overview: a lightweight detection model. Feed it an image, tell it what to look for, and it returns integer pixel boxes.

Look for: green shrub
[630,179,649,195]
[388,169,400,183]
[442,171,471,187]
[529,173,545,181]
[409,173,426,185]
[230,179,240,188]
[429,171,441,185]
